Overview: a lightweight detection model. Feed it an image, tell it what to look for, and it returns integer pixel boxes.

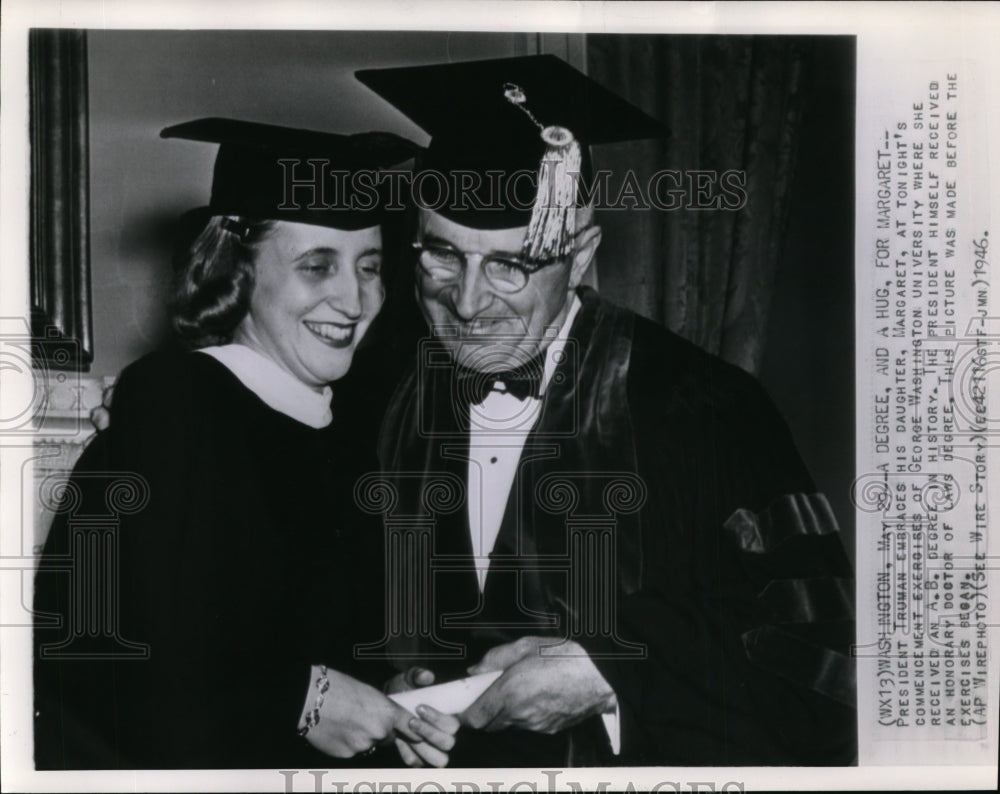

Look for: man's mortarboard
[160,117,419,230]
[356,54,667,258]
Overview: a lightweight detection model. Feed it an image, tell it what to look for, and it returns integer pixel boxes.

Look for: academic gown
[377,286,857,767]
[33,350,386,769]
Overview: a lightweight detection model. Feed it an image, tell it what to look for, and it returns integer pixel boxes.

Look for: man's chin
[450,341,540,372]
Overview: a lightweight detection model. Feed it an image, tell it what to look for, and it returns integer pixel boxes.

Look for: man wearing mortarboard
[358,55,857,767]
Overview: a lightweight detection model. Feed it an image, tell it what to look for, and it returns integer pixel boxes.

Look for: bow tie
[454,355,545,404]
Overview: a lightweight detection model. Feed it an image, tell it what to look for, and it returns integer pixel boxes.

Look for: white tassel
[523,126,581,261]
[502,83,582,262]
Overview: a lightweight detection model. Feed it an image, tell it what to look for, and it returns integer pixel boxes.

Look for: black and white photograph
[1,2,997,792]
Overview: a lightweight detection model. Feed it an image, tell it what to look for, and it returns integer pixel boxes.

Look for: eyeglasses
[411,241,563,295]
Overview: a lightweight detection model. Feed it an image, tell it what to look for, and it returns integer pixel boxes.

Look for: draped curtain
[586,35,810,374]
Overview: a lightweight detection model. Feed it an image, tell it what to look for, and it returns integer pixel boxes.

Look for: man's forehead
[419,210,529,250]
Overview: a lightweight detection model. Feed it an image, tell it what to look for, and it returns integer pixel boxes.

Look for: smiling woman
[31,119,461,769]
[170,215,385,388]
[232,222,384,388]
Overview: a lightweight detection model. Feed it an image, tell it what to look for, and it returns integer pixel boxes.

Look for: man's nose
[451,256,493,320]
[326,264,363,319]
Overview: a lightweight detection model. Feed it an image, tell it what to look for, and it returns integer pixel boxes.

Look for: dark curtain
[587,35,810,374]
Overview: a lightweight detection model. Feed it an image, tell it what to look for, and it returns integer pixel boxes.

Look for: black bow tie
[454,356,545,404]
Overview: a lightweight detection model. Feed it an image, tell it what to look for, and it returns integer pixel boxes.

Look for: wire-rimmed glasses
[412,240,563,294]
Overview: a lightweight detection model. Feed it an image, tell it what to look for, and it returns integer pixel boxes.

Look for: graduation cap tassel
[525,128,581,261]
[503,83,581,261]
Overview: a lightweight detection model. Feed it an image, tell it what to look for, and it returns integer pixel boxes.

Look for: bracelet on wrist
[298,665,330,737]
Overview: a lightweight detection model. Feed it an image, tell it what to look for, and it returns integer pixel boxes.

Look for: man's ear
[568,225,602,289]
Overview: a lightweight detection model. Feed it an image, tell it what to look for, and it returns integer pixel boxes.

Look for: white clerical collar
[197,344,333,428]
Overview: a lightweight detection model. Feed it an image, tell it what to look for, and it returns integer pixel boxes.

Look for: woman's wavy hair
[169,212,276,348]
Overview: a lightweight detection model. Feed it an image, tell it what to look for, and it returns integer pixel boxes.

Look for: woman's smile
[304,319,357,348]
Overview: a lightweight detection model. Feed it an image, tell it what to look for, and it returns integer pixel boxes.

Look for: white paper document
[388,671,503,715]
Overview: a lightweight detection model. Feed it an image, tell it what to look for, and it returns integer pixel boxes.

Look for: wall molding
[29,28,93,372]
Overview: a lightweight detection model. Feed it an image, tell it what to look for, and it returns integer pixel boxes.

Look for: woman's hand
[300,667,458,766]
[384,667,460,767]
[385,666,436,694]
[392,704,459,768]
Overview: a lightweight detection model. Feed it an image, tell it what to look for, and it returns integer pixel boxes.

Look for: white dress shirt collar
[539,294,582,396]
[467,295,582,434]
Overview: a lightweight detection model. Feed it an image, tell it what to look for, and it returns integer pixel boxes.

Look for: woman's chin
[281,353,355,389]
[317,355,356,384]
[298,338,359,384]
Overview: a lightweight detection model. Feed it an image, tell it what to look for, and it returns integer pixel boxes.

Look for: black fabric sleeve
[33,353,335,769]
[580,328,856,766]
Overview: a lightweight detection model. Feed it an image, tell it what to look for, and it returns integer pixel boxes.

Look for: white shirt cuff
[601,702,622,755]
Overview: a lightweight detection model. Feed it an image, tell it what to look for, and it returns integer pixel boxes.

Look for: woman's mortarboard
[355,54,667,259]
[160,117,419,231]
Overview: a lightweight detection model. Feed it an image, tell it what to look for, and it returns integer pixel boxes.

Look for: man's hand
[460,637,617,734]
[302,667,457,767]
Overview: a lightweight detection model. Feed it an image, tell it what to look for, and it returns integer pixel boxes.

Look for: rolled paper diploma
[388,670,503,715]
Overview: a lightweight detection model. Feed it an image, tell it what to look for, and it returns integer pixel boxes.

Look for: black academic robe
[33,351,386,769]
[377,286,857,767]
